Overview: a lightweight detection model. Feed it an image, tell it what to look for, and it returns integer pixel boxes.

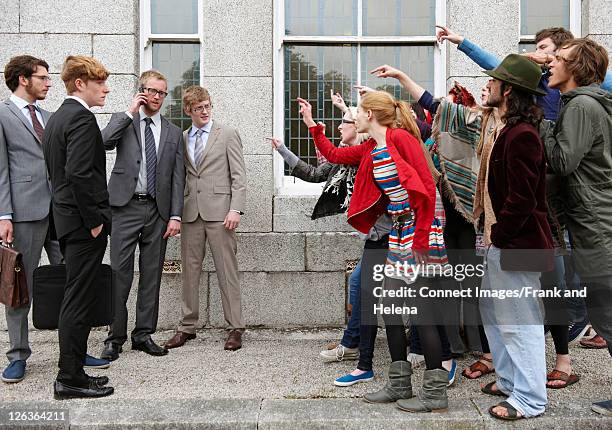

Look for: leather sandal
[480,381,506,397]
[489,401,523,421]
[546,369,580,389]
[462,357,494,379]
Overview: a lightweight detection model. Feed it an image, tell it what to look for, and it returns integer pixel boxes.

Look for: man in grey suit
[0,55,56,383]
[100,70,184,360]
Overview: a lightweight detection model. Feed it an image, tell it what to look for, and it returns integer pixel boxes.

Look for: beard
[25,81,46,101]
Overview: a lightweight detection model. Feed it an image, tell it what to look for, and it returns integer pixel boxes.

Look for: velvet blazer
[488,121,554,271]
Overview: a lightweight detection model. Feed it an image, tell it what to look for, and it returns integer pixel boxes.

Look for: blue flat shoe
[84,354,111,369]
[447,359,457,387]
[334,370,374,387]
[2,360,26,383]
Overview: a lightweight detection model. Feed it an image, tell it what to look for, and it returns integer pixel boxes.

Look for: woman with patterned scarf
[370,64,504,381]
[298,90,452,413]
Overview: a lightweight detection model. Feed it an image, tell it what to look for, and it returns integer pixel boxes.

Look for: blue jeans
[480,246,547,417]
[340,260,361,349]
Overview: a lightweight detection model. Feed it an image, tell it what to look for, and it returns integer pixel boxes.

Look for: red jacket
[309,125,435,251]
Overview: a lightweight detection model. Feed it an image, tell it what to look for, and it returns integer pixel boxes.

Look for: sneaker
[568,319,591,345]
[2,360,26,383]
[319,344,359,363]
[407,352,425,369]
[445,359,458,387]
[84,354,111,369]
[334,370,374,387]
[591,400,612,417]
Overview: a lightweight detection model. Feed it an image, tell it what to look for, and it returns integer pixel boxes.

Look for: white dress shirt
[66,95,91,110]
[10,94,45,128]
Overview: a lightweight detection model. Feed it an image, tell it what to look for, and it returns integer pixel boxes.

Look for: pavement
[1,328,611,429]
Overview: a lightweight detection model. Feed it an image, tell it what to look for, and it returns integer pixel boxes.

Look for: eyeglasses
[341,119,355,124]
[30,74,52,82]
[192,104,213,113]
[142,87,168,98]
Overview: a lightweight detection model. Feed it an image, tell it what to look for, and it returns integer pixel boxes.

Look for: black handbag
[32,264,114,329]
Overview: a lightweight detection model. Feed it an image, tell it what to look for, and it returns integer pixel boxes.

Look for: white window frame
[139,0,204,83]
[273,0,446,195]
[518,0,581,45]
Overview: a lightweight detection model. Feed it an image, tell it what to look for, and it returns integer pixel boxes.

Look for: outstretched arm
[436,25,501,70]
[297,98,365,165]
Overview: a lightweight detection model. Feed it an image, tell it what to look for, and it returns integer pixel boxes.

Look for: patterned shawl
[430,98,483,223]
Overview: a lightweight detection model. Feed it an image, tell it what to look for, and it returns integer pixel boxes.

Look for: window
[519,0,581,53]
[140,0,202,130]
[276,0,445,188]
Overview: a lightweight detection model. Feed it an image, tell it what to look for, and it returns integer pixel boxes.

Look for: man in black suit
[43,55,113,399]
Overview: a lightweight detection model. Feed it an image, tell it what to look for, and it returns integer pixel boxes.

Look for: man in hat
[477,54,554,420]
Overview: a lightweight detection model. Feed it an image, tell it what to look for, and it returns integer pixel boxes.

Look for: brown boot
[224,330,243,351]
[165,331,196,349]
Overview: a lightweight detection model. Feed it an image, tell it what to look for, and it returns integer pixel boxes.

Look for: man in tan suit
[165,86,246,350]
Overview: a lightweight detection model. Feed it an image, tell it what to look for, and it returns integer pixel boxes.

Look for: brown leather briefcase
[0,243,29,308]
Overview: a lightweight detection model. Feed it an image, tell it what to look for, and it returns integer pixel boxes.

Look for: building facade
[0,0,610,330]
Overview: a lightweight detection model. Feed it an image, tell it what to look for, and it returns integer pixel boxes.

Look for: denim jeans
[480,246,547,417]
[340,260,361,349]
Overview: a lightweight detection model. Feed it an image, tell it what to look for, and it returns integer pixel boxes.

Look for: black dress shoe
[88,375,109,386]
[132,338,168,356]
[100,343,122,361]
[53,380,114,400]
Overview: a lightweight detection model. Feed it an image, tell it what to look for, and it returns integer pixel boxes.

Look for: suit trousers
[5,218,50,362]
[105,199,167,346]
[180,216,244,332]
[57,226,107,387]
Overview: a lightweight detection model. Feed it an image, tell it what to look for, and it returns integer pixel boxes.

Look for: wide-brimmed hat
[484,54,546,96]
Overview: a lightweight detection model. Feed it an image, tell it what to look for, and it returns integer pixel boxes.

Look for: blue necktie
[144,117,157,198]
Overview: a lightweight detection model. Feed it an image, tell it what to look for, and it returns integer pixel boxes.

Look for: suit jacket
[102,112,184,221]
[182,122,246,223]
[43,99,111,239]
[0,99,52,222]
[488,121,553,271]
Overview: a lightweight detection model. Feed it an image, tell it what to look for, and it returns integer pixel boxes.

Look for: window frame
[518,0,581,46]
[273,0,446,194]
[139,0,204,88]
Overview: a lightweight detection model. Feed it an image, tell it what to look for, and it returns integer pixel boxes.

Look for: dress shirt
[124,108,180,221]
[66,95,91,110]
[10,94,45,128]
[187,120,213,166]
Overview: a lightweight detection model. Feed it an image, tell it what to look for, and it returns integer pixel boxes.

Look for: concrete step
[1,329,611,429]
[1,397,610,429]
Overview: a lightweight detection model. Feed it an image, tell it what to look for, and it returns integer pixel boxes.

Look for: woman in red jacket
[297,91,450,413]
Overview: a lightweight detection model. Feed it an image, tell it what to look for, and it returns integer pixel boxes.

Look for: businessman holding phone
[99,70,184,361]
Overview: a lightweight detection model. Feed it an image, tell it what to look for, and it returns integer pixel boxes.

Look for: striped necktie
[144,117,157,198]
[27,104,44,142]
[194,129,205,166]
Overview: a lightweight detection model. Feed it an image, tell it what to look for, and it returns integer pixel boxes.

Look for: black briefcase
[32,264,114,329]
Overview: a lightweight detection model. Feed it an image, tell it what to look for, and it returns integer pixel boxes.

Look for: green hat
[484,54,546,96]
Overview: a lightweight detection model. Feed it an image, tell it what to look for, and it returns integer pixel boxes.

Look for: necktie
[144,117,157,198]
[194,129,205,166]
[27,105,44,142]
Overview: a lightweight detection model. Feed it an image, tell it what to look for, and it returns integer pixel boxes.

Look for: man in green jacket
[542,37,612,417]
